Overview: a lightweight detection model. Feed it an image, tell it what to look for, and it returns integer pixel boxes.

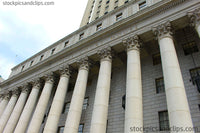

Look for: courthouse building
[0,0,200,133]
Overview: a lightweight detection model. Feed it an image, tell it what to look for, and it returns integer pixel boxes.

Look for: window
[40,55,44,61]
[64,41,69,47]
[57,126,64,133]
[114,6,118,9]
[79,33,84,40]
[51,48,55,55]
[190,67,200,92]
[139,1,146,9]
[104,11,108,15]
[124,0,129,4]
[159,111,169,131]
[152,53,161,65]
[78,124,84,133]
[21,65,25,71]
[122,94,126,109]
[156,77,165,93]
[83,97,89,110]
[182,41,199,55]
[115,0,118,3]
[105,5,109,10]
[116,13,122,21]
[30,60,34,66]
[63,102,70,113]
[106,0,110,4]
[96,23,102,31]
[99,0,102,4]
[190,67,200,82]
[199,105,200,111]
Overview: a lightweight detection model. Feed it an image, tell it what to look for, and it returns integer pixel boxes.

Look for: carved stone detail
[12,89,20,97]
[21,84,31,93]
[152,21,173,39]
[123,35,141,51]
[44,72,54,83]
[32,79,42,89]
[188,8,200,27]
[59,65,70,77]
[77,57,90,71]
[98,47,112,61]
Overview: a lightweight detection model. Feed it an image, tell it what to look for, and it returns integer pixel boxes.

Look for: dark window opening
[21,65,25,71]
[57,126,64,133]
[122,94,126,109]
[156,77,165,93]
[139,1,146,9]
[159,111,169,131]
[116,13,122,21]
[40,55,44,61]
[64,41,69,47]
[96,23,102,31]
[30,60,34,66]
[190,67,200,93]
[51,48,55,55]
[78,124,84,133]
[152,53,161,65]
[79,33,84,40]
[62,102,70,113]
[183,41,199,55]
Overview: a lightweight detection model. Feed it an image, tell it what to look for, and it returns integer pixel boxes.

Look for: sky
[0,0,88,80]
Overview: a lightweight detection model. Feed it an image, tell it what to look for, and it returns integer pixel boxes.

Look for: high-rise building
[0,0,200,133]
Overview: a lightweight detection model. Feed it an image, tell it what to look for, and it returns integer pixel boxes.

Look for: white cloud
[0,55,15,79]
[0,0,88,79]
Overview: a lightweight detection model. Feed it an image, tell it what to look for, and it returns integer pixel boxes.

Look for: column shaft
[0,96,9,118]
[27,75,54,133]
[159,35,194,132]
[14,83,40,133]
[124,36,143,133]
[3,89,29,133]
[43,69,70,133]
[153,21,194,133]
[63,58,89,133]
[90,48,112,133]
[0,92,19,132]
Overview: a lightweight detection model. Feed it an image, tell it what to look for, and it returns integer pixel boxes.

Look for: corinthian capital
[123,35,141,51]
[98,47,112,61]
[44,72,54,83]
[12,88,20,97]
[77,57,90,71]
[32,78,42,89]
[59,65,70,77]
[152,21,172,39]
[188,8,200,27]
[21,83,31,93]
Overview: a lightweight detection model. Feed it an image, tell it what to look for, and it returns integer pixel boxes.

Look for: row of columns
[0,9,199,133]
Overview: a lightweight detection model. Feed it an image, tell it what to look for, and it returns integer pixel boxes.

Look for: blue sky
[0,0,88,79]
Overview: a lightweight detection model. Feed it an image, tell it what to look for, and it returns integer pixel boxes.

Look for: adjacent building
[0,0,200,133]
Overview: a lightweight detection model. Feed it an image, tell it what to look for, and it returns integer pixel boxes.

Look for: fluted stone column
[188,8,200,37]
[0,90,19,132]
[123,35,143,133]
[153,21,194,133]
[27,73,54,133]
[14,79,41,133]
[43,66,70,133]
[63,57,89,133]
[3,86,30,133]
[0,94,10,118]
[90,47,112,133]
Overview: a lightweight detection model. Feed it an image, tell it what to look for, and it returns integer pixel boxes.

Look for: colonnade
[0,9,199,133]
